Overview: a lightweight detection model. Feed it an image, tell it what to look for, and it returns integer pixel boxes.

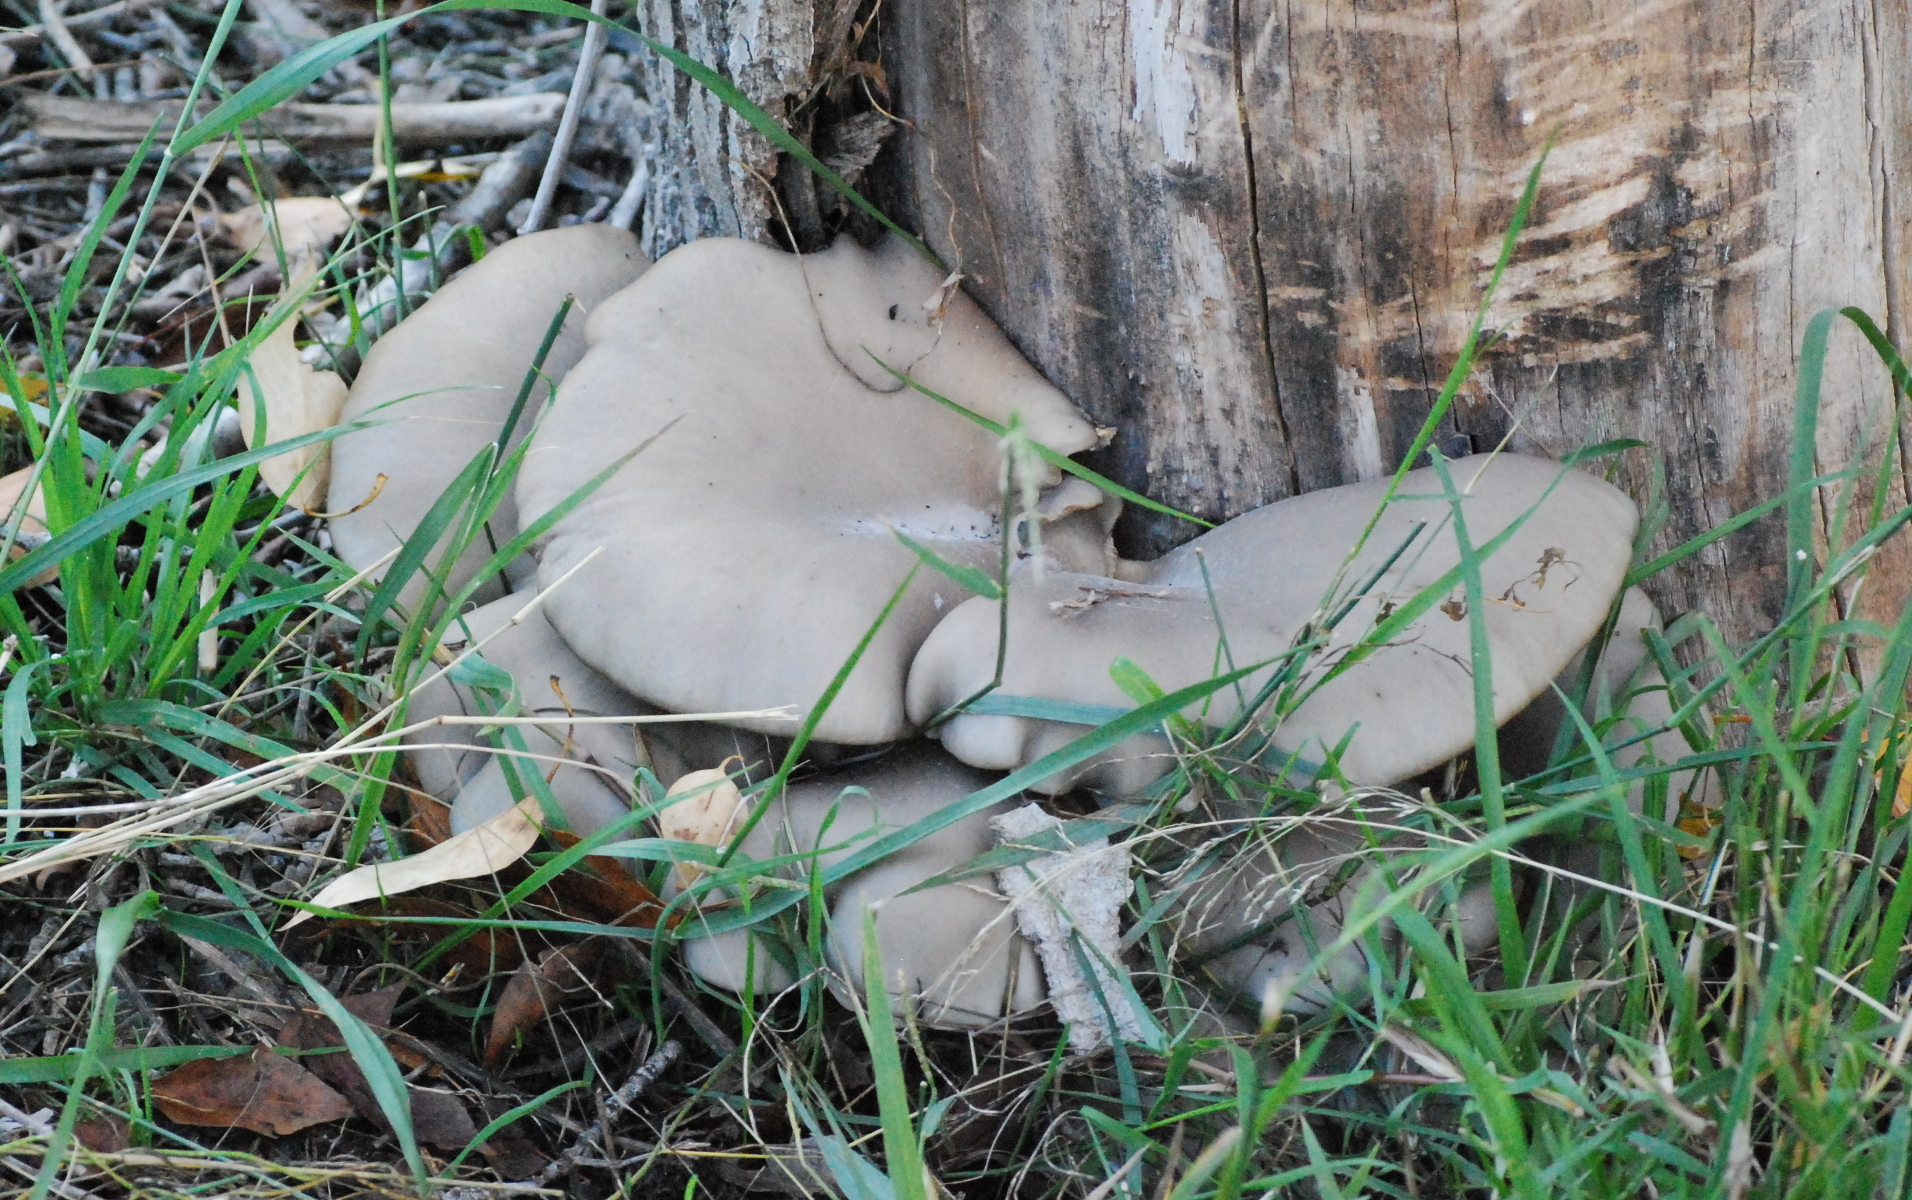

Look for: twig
[608,157,647,231]
[516,0,608,235]
[0,0,167,45]
[533,1039,680,1185]
[34,0,97,96]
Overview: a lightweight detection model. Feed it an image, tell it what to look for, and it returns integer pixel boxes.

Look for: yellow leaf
[0,465,55,587]
[283,798,542,928]
[236,267,348,511]
[218,196,354,262]
[658,767,744,892]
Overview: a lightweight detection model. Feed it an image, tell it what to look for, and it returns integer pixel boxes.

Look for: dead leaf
[0,465,55,587]
[1377,1024,1463,1083]
[659,768,744,891]
[285,798,542,928]
[276,985,476,1148]
[237,339,346,509]
[475,1097,550,1178]
[544,827,666,926]
[409,1088,479,1148]
[72,1114,129,1152]
[218,196,354,262]
[484,941,603,1065]
[153,1047,352,1135]
[1675,799,1721,860]
[407,793,456,850]
[323,894,533,975]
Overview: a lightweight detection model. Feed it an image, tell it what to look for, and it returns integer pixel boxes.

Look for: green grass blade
[156,909,425,1186]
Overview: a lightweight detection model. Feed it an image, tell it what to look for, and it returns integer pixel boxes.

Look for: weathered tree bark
[634,0,1912,646]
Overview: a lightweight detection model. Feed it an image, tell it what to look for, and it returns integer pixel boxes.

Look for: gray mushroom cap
[329,225,649,611]
[677,744,1045,1028]
[1497,585,1701,817]
[908,453,1640,794]
[403,591,650,838]
[407,592,791,837]
[515,235,1102,745]
[1173,820,1499,1014]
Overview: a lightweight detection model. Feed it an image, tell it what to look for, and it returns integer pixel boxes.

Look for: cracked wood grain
[870,0,1912,645]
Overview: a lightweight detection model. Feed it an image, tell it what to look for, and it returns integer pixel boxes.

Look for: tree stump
[633,0,1912,645]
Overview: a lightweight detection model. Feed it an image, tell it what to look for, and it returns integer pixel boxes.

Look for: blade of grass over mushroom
[491,295,575,480]
[890,528,1003,599]
[871,357,1210,529]
[702,655,1280,935]
[959,693,1133,726]
[858,910,932,1200]
[1423,451,1525,985]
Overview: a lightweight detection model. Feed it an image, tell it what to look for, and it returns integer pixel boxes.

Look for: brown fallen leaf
[72,1114,130,1153]
[285,797,542,928]
[0,465,55,587]
[235,265,349,513]
[485,941,604,1066]
[407,792,456,850]
[544,827,666,927]
[276,985,477,1149]
[323,894,533,976]
[153,1047,352,1135]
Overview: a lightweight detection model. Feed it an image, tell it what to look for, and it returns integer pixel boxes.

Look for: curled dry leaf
[218,196,354,263]
[153,1047,353,1135]
[484,941,604,1065]
[236,267,349,512]
[0,465,54,587]
[659,768,745,892]
[284,798,542,928]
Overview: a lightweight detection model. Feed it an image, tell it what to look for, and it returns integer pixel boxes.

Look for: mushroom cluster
[327,226,1679,1031]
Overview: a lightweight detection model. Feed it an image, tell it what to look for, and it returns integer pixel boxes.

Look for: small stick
[0,0,166,46]
[533,1039,680,1185]
[34,0,98,97]
[608,158,647,231]
[517,0,609,235]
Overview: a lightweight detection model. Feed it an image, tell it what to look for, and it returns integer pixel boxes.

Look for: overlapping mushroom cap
[402,591,651,837]
[909,453,1640,794]
[330,225,650,609]
[675,744,1044,1029]
[515,235,1102,745]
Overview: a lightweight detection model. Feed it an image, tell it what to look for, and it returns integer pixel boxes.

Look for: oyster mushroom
[404,591,650,838]
[1178,587,1696,1016]
[402,590,788,837]
[329,224,650,612]
[674,745,1045,1029]
[514,235,1103,746]
[908,453,1641,795]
